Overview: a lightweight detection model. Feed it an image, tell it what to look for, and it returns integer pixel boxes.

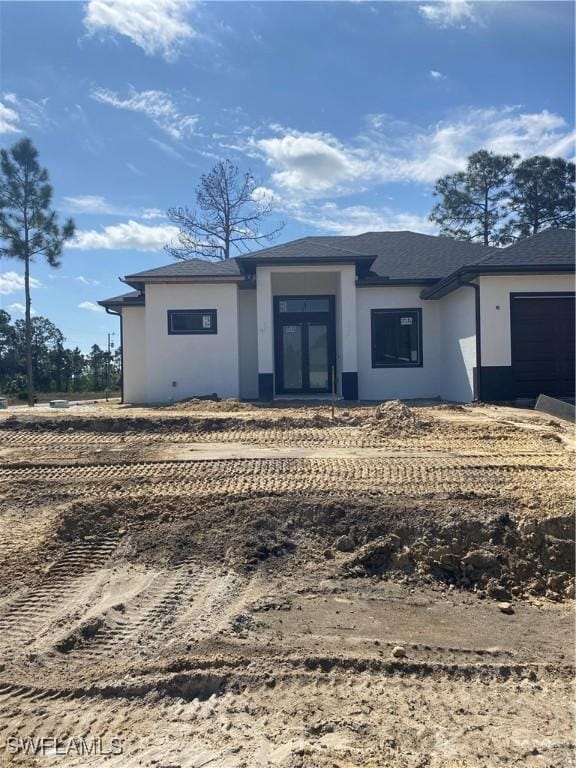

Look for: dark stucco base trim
[342,371,359,401]
[480,366,516,401]
[258,373,274,401]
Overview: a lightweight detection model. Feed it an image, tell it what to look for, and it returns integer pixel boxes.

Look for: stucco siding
[144,283,240,403]
[438,286,476,402]
[238,289,258,399]
[356,286,441,401]
[479,274,575,367]
[121,307,147,404]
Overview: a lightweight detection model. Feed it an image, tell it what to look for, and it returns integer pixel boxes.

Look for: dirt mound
[162,397,254,413]
[51,493,575,601]
[0,412,340,435]
[341,512,575,601]
[364,400,429,436]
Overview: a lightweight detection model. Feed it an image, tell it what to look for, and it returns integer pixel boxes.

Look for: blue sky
[0,0,574,351]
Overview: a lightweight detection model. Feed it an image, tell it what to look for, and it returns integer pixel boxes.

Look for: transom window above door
[278,298,331,313]
[371,308,422,368]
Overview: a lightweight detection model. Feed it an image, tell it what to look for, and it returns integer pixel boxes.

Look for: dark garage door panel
[511,295,575,398]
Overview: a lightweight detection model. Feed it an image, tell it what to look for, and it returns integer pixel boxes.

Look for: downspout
[105,307,124,405]
[458,278,482,402]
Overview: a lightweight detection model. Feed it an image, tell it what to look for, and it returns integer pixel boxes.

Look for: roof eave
[98,298,145,309]
[236,254,377,267]
[358,277,440,287]
[123,274,246,290]
[422,263,575,300]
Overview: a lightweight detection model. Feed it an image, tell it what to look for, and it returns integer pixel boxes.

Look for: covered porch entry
[255,264,360,400]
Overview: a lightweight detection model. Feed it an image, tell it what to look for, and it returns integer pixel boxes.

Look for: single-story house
[99,228,575,404]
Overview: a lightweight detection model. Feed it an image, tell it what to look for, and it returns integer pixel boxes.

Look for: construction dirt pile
[28,493,570,602]
[161,396,255,412]
[363,399,429,436]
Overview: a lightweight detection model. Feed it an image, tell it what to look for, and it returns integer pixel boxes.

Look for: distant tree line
[0,310,120,398]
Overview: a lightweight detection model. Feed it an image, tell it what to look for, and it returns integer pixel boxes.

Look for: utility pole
[105,332,115,402]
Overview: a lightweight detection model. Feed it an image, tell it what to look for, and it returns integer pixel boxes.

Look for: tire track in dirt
[0,454,571,482]
[61,560,218,662]
[0,535,118,647]
[1,458,570,512]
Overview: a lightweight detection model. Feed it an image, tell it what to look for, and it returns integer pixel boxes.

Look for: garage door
[510,293,575,399]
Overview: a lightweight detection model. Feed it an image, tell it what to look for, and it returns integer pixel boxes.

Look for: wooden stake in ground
[331,365,336,420]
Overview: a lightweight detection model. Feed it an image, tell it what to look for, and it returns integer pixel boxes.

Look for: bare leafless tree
[166,160,284,260]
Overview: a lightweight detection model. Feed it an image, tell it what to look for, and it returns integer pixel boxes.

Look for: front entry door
[274,296,336,395]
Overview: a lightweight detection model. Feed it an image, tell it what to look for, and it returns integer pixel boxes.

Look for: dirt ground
[0,399,573,767]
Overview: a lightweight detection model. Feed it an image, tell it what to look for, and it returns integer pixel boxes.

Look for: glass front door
[281,324,304,391]
[274,297,335,394]
[308,323,329,390]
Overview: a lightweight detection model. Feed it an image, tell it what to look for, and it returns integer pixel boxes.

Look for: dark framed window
[371,308,422,368]
[167,309,217,335]
[278,297,331,313]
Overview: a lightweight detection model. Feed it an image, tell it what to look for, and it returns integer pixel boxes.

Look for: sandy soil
[0,400,573,767]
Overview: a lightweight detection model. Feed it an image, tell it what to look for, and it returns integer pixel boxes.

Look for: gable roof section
[475,227,575,267]
[422,228,575,299]
[97,290,145,310]
[100,228,574,308]
[124,232,492,286]
[124,257,243,286]
[345,232,491,282]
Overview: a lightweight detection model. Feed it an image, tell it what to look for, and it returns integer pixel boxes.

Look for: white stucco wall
[238,288,258,399]
[356,286,442,401]
[438,286,477,402]
[479,274,575,367]
[121,306,147,404]
[144,282,240,403]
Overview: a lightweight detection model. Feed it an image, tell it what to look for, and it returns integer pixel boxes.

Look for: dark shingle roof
[476,228,575,268]
[125,258,243,281]
[238,231,492,281]
[122,232,493,284]
[422,228,575,299]
[105,229,574,307]
[344,232,491,280]
[98,290,144,308]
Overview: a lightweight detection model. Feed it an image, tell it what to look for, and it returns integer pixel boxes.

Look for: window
[278,298,330,313]
[371,309,422,368]
[167,309,217,335]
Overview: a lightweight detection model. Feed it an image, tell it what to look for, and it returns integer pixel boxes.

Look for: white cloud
[545,129,576,159]
[419,0,481,28]
[91,87,198,140]
[78,301,105,313]
[63,195,119,214]
[76,276,101,286]
[255,131,366,195]
[429,70,447,80]
[148,137,187,160]
[63,194,166,220]
[69,220,179,251]
[0,101,20,134]
[253,107,575,199]
[140,207,166,220]
[7,302,38,317]
[1,93,52,132]
[0,271,42,295]
[287,201,436,237]
[84,0,197,61]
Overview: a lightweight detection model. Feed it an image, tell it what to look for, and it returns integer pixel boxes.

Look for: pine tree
[0,138,75,405]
